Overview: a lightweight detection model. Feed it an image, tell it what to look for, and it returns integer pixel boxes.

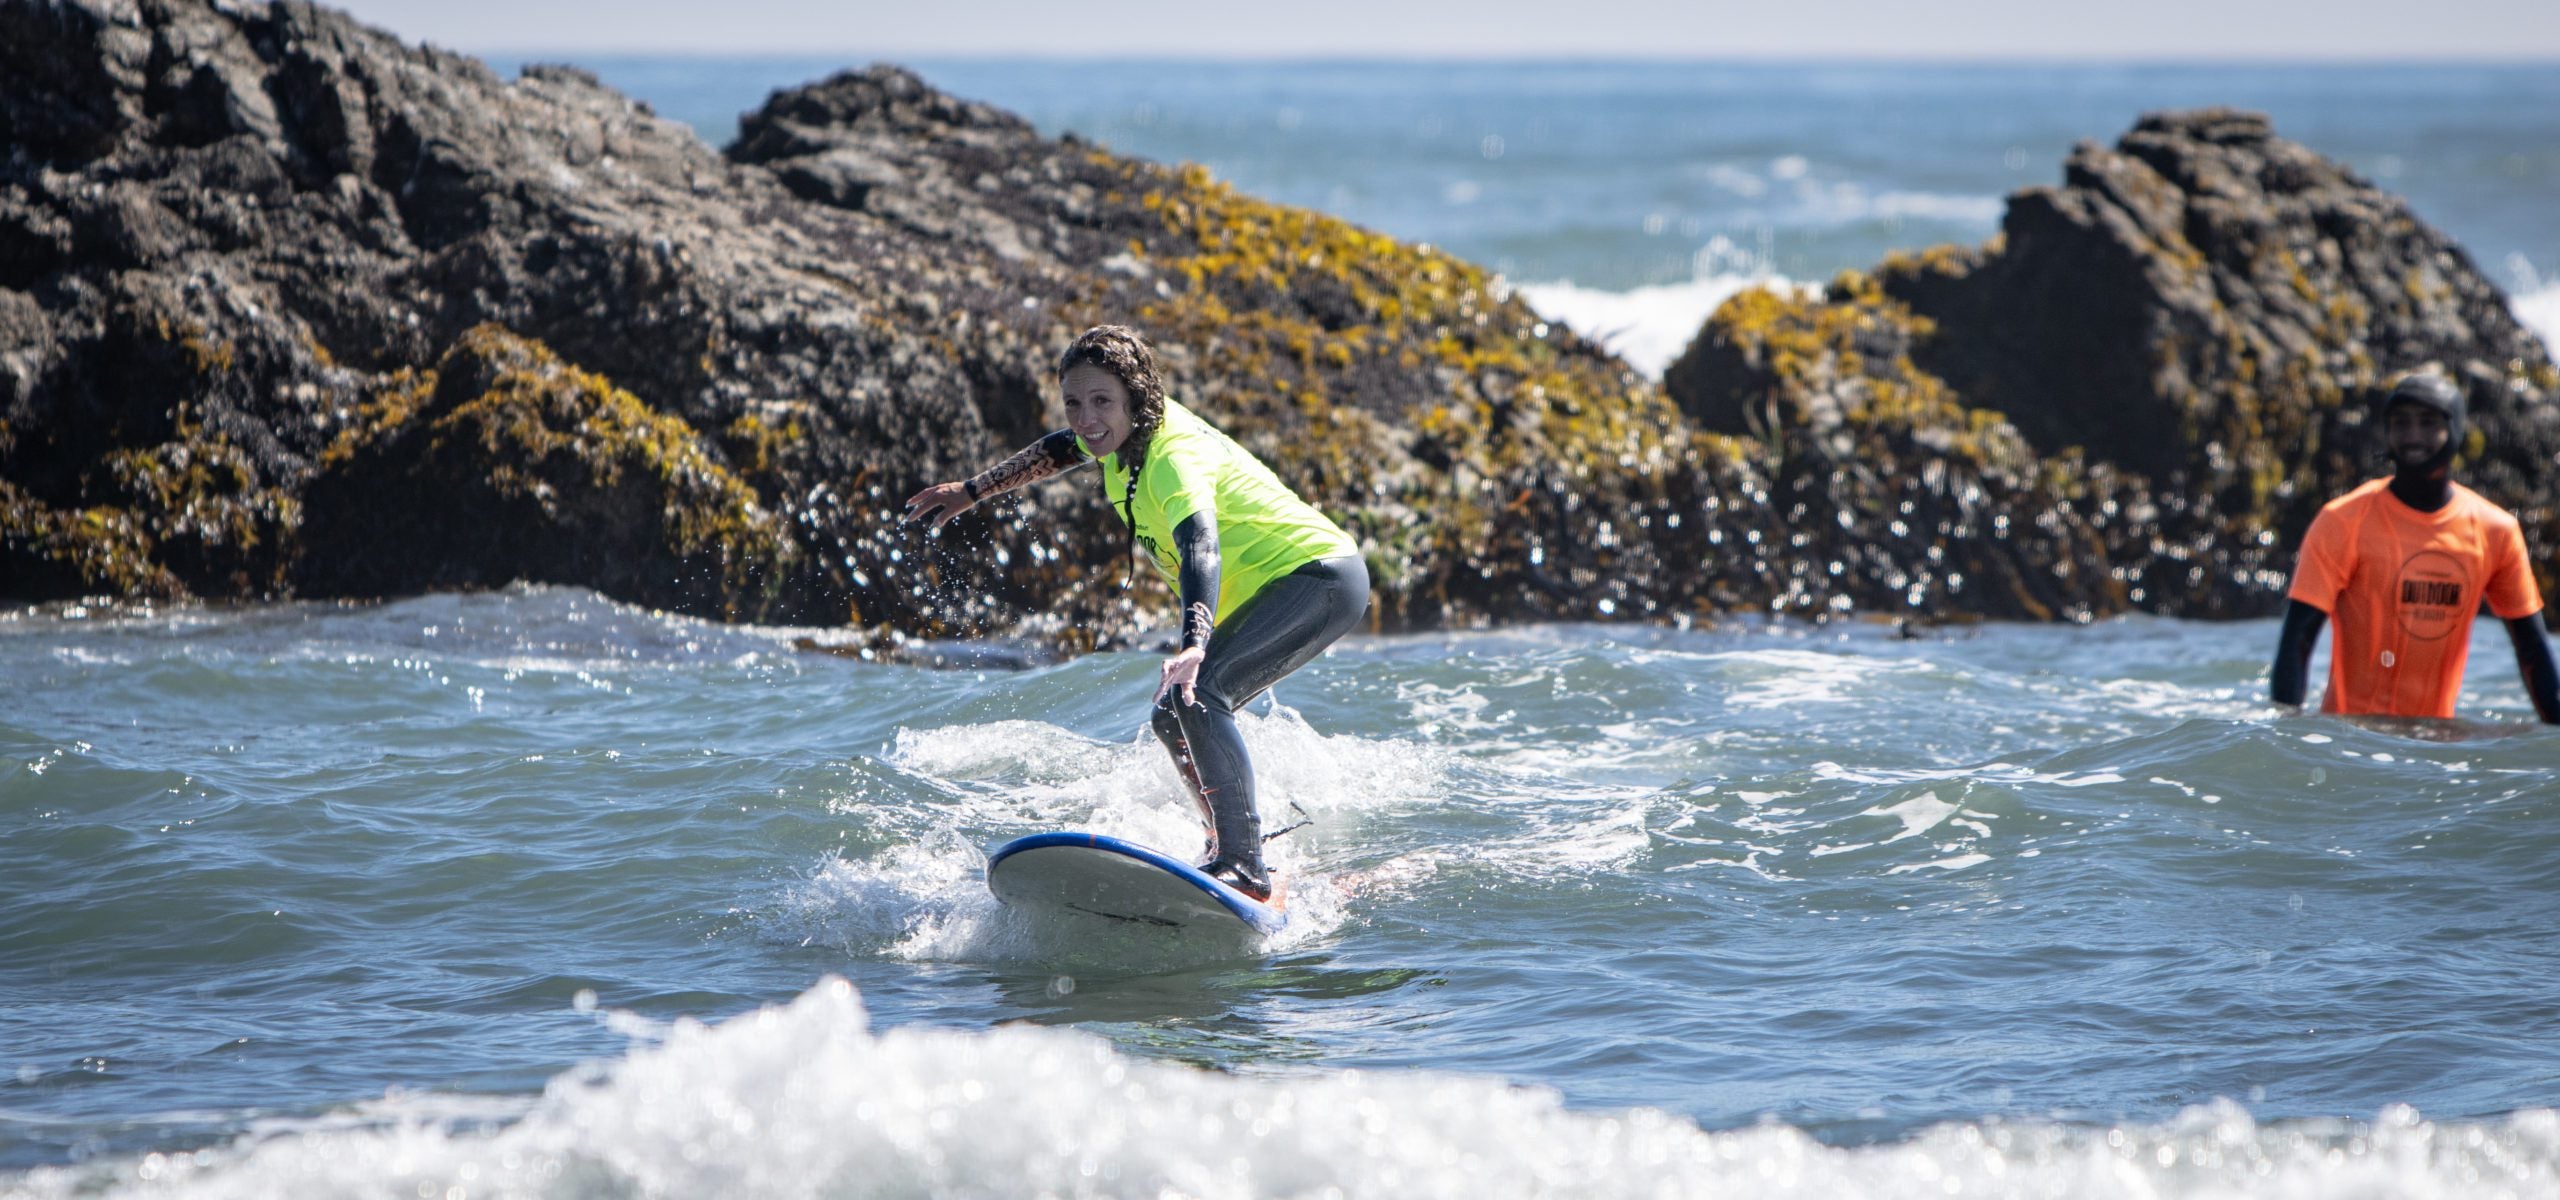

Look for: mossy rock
[1663,276,2159,622]
[0,409,298,603]
[0,479,186,601]
[296,325,796,619]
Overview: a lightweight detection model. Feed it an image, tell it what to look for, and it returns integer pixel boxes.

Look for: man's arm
[2271,599,2328,709]
[2502,612,2560,724]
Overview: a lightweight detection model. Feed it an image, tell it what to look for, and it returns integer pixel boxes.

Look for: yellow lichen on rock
[303,325,797,618]
[0,480,186,599]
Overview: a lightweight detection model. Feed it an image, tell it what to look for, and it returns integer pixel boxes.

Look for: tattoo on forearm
[1182,601,1216,652]
[970,436,1078,499]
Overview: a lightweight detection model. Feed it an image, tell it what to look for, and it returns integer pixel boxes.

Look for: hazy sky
[331,0,2560,59]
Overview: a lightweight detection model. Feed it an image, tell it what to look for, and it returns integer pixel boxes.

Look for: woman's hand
[1156,645,1207,708]
[901,481,976,529]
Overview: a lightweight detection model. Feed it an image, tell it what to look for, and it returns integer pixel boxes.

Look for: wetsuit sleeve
[1040,429,1090,469]
[2503,612,2560,724]
[1173,509,1221,651]
[2271,599,2328,708]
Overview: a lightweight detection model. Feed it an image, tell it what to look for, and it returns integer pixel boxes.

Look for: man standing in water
[2272,373,2560,722]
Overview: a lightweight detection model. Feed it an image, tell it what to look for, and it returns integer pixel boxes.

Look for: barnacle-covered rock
[296,325,795,619]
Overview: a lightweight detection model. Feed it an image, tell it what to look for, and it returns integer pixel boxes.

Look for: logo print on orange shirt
[2395,549,2468,641]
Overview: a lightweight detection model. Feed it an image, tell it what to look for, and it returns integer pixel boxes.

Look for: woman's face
[1063,364,1135,458]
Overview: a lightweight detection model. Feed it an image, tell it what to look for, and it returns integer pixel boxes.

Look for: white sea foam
[1860,189,2008,225]
[1458,796,1657,880]
[781,710,1447,963]
[12,978,2556,1200]
[2515,282,2560,358]
[1865,790,1962,844]
[1714,648,1930,712]
[1884,851,1994,875]
[1747,175,2007,230]
[883,707,1442,826]
[886,719,1127,791]
[1516,272,1790,379]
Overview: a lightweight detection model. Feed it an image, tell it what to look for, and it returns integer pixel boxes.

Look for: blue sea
[555,58,2560,374]
[9,60,2560,1199]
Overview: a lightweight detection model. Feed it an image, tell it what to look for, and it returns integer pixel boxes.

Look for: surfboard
[985,831,1286,936]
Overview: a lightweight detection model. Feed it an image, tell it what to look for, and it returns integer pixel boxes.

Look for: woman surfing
[903,325,1369,901]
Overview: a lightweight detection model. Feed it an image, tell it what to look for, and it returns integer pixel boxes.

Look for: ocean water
[7,587,2560,1197]
[529,58,2560,375]
[12,58,2560,1199]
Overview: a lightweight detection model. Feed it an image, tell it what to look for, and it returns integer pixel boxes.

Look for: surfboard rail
[987,831,1287,936]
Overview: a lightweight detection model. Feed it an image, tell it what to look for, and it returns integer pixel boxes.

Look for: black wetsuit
[1020,424,1369,895]
[1149,553,1370,892]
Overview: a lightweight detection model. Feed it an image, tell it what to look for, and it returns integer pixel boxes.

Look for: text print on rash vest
[2396,549,2470,641]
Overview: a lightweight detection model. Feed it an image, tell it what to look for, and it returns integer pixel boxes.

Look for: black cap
[2382,373,2465,427]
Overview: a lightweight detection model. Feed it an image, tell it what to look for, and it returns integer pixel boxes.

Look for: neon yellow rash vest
[1077,400,1359,618]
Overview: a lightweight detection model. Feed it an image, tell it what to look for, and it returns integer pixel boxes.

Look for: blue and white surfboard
[986,832,1287,936]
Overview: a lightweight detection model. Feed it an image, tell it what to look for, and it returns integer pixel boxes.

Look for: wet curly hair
[1057,325,1167,471]
[1058,325,1171,589]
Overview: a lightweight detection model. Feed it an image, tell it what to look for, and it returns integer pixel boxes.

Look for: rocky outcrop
[8,4,2544,640]
[1666,273,2158,622]
[4,0,1742,642]
[1670,108,2560,618]
[296,325,795,616]
[3,0,837,612]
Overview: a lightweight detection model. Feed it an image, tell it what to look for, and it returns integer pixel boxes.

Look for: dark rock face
[1666,273,2156,623]
[9,5,2543,640]
[4,0,815,610]
[0,0,1118,632]
[1671,108,2560,619]
[295,324,794,616]
[1,0,1751,640]
[1893,109,2560,613]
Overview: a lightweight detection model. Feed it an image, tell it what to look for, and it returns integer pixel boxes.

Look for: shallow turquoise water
[6,587,2557,1196]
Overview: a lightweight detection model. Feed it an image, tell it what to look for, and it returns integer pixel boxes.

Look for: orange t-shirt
[2286,479,2543,717]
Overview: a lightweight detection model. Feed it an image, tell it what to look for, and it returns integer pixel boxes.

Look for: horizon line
[458,48,2560,67]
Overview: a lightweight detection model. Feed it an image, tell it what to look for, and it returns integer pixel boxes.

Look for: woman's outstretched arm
[901,430,1089,529]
